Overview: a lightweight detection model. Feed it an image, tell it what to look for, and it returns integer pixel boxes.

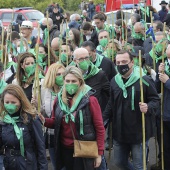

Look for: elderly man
[132,22,145,46]
[103,50,160,170]
[73,47,110,112]
[20,21,36,48]
[68,14,81,30]
[51,37,60,57]
[81,10,91,22]
[41,18,60,44]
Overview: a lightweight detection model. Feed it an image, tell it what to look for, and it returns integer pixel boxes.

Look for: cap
[159,1,168,5]
[130,46,145,58]
[21,21,33,29]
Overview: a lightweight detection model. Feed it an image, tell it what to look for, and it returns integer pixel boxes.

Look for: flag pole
[139,50,146,170]
[46,11,50,67]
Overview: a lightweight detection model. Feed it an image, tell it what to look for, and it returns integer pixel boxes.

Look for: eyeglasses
[75,56,89,62]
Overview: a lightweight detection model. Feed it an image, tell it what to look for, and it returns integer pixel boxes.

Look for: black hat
[130,46,145,58]
[159,1,168,5]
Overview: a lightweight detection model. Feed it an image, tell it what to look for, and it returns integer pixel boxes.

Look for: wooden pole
[120,0,124,43]
[46,12,50,67]
[144,5,147,39]
[139,50,146,170]
[160,23,166,170]
[1,27,4,63]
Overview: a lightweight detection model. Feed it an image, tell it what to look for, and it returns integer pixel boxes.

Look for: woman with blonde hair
[40,66,105,170]
[41,63,65,170]
[0,84,47,170]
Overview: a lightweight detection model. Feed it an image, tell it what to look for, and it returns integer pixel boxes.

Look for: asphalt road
[48,137,158,170]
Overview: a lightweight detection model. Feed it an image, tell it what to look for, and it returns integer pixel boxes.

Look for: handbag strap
[69,122,76,140]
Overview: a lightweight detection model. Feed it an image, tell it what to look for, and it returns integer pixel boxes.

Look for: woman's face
[21,57,35,70]
[68,30,74,41]
[115,24,121,34]
[64,73,80,86]
[56,68,65,77]
[39,46,47,55]
[4,93,21,111]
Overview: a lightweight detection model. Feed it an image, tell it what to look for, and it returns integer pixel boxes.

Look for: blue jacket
[0,115,48,170]
[158,9,168,22]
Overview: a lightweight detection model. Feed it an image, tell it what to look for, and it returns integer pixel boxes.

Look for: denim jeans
[49,147,56,170]
[96,155,107,170]
[113,140,149,170]
[0,155,4,170]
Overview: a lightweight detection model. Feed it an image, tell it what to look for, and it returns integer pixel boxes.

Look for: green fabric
[3,114,24,157]
[115,66,147,98]
[51,91,57,101]
[65,84,79,95]
[131,86,135,110]
[140,5,150,17]
[25,64,36,77]
[79,60,90,71]
[58,85,92,123]
[83,63,100,80]
[43,28,49,45]
[165,60,170,76]
[4,104,17,115]
[28,49,36,56]
[20,40,25,53]
[149,49,166,63]
[5,61,17,70]
[79,110,84,135]
[55,75,64,86]
[0,50,2,59]
[95,53,104,68]
[99,38,108,48]
[0,79,7,94]
[96,45,103,53]
[22,72,44,83]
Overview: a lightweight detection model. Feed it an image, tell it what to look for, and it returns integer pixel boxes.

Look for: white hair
[70,14,80,21]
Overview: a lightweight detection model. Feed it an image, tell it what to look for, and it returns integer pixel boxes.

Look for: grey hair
[70,14,80,21]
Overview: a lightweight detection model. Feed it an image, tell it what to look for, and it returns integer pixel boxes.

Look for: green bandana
[3,114,24,157]
[58,85,92,124]
[149,49,166,63]
[165,60,170,76]
[94,53,104,68]
[0,79,7,94]
[25,64,36,77]
[83,63,100,80]
[5,62,17,70]
[43,28,49,45]
[99,38,108,48]
[115,66,149,110]
[132,32,144,40]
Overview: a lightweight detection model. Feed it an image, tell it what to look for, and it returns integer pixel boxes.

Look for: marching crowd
[0,0,170,170]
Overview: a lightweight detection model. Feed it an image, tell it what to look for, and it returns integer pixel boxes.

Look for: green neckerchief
[165,60,170,76]
[43,28,49,45]
[84,62,100,80]
[94,53,104,68]
[0,79,7,94]
[115,66,149,110]
[51,91,57,101]
[81,15,86,19]
[58,85,92,125]
[131,25,145,41]
[96,45,103,53]
[22,72,44,83]
[149,49,166,63]
[3,114,24,157]
[5,61,17,70]
[69,61,76,66]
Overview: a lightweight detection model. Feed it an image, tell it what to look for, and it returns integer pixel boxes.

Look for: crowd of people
[0,0,170,170]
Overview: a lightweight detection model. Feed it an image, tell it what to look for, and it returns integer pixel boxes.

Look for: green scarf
[165,60,170,76]
[5,62,17,70]
[43,28,49,45]
[84,63,100,80]
[58,85,91,124]
[94,53,104,68]
[115,66,149,110]
[22,72,44,83]
[0,79,7,94]
[149,49,166,63]
[3,114,24,157]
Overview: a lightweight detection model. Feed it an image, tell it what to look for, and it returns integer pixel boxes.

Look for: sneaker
[150,161,161,170]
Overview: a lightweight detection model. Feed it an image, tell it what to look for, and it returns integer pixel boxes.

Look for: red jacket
[44,96,105,155]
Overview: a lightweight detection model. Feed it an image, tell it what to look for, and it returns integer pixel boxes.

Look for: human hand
[139,102,148,114]
[158,63,165,73]
[159,73,169,83]
[94,155,102,168]
[31,96,38,109]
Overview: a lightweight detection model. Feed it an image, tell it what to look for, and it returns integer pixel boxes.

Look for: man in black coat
[103,50,160,169]
[158,0,168,22]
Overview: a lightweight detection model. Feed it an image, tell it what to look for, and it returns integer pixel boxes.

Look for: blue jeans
[113,140,149,170]
[0,155,4,170]
[49,147,56,170]
[96,155,107,170]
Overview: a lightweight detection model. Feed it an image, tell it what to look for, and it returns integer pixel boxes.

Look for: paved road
[48,137,157,170]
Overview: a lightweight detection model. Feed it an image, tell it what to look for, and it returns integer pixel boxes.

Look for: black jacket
[163,13,170,27]
[83,29,99,47]
[49,25,60,44]
[0,115,47,170]
[143,37,152,54]
[50,12,63,31]
[85,68,110,112]
[54,90,97,170]
[93,55,117,81]
[103,75,160,143]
